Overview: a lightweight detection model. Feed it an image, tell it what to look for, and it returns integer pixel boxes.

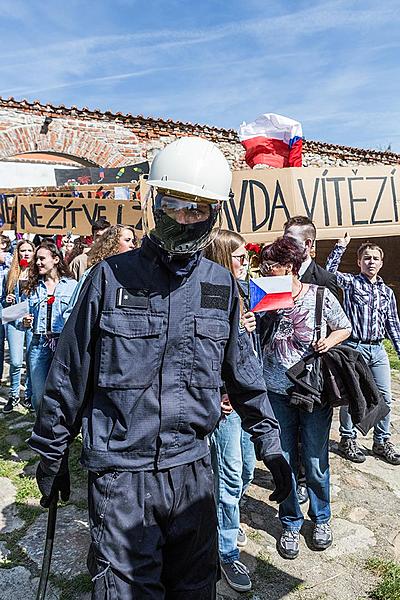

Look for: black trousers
[87,455,218,599]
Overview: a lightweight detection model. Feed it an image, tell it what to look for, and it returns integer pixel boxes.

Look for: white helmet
[147,136,232,202]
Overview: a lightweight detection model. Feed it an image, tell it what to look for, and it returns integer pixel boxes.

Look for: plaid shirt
[326,243,400,358]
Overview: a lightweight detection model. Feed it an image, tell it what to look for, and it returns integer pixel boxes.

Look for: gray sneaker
[312,522,333,550]
[372,440,400,465]
[338,437,366,463]
[221,560,252,592]
[237,526,247,548]
[277,529,300,559]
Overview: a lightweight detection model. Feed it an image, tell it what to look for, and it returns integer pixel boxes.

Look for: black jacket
[301,260,339,300]
[29,237,282,475]
[286,345,389,434]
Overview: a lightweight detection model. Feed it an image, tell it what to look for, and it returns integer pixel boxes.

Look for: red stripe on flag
[252,291,293,312]
[289,139,303,167]
[241,136,290,168]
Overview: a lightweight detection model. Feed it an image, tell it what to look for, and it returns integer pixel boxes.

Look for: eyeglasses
[260,261,280,275]
[232,253,248,265]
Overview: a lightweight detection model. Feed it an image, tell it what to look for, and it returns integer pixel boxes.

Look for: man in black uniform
[30,137,291,599]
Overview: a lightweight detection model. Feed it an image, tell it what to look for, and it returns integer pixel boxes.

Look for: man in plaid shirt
[326,234,400,465]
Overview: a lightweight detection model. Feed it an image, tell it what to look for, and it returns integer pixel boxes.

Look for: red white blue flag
[249,275,293,312]
[238,113,303,169]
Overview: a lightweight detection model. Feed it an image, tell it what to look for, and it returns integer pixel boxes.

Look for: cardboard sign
[0,194,16,230]
[140,166,400,242]
[16,196,143,235]
[228,166,400,241]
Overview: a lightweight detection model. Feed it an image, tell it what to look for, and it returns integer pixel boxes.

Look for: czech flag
[238,113,303,169]
[249,275,293,312]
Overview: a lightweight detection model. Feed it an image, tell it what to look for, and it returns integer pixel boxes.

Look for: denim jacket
[26,277,78,334]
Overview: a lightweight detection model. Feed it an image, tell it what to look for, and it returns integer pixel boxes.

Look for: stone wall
[1,97,399,170]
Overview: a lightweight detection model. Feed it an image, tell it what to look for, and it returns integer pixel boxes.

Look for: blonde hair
[203,230,245,275]
[6,240,35,296]
[87,225,137,268]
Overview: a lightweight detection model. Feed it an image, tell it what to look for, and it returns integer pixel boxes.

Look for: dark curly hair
[25,241,73,296]
[260,236,304,275]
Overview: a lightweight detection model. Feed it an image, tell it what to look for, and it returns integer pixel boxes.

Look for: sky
[0,0,399,152]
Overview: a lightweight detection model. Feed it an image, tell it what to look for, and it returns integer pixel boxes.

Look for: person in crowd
[58,234,75,262]
[65,236,90,267]
[21,242,77,413]
[0,234,12,384]
[69,217,111,280]
[64,225,137,320]
[283,215,339,505]
[283,216,338,297]
[205,230,257,593]
[326,234,400,465]
[29,137,291,599]
[2,240,35,413]
[260,237,351,559]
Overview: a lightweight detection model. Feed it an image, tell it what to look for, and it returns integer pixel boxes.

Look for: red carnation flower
[47,295,55,305]
[19,259,29,268]
[245,243,261,254]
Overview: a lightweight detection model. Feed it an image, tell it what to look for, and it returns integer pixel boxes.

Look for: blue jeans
[268,390,333,531]
[28,334,57,412]
[210,411,256,563]
[0,324,5,380]
[339,341,391,444]
[6,323,32,399]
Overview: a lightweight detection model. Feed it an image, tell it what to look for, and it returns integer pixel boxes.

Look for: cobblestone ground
[0,365,399,600]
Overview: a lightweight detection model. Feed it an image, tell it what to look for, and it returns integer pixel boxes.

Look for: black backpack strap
[315,286,325,342]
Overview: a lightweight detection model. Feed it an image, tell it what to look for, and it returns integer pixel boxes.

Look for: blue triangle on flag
[249,279,267,311]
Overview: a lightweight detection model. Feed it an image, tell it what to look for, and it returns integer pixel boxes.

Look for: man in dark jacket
[283,215,339,299]
[30,137,291,600]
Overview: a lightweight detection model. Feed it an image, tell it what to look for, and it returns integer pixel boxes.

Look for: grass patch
[366,558,400,600]
[384,340,400,371]
[248,529,263,544]
[54,573,92,600]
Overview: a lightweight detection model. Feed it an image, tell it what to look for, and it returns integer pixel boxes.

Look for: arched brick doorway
[0,122,137,167]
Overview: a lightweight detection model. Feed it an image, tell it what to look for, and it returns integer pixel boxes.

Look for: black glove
[36,459,71,508]
[263,454,293,503]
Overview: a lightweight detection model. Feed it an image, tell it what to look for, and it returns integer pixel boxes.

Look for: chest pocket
[352,290,369,306]
[98,311,164,389]
[190,317,230,389]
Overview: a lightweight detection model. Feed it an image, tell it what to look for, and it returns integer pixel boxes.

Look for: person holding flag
[29,137,292,599]
[258,237,351,560]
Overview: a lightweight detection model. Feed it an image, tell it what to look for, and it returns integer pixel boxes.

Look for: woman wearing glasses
[259,237,351,560]
[204,230,258,593]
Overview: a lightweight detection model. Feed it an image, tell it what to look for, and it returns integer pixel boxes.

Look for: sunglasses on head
[260,261,280,275]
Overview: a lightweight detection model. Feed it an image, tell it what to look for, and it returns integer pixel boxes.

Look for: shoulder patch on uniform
[200,283,230,310]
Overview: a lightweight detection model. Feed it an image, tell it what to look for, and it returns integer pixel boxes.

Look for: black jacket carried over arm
[30,237,282,475]
[286,345,389,434]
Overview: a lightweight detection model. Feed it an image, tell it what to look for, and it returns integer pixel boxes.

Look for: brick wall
[1,97,400,170]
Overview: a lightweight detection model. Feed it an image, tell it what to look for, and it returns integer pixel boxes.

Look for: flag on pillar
[238,113,303,169]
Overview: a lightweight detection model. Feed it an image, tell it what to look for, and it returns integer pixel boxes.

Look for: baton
[36,496,58,600]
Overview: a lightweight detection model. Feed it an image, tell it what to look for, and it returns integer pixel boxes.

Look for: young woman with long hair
[203,229,257,593]
[21,241,77,412]
[2,240,35,413]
